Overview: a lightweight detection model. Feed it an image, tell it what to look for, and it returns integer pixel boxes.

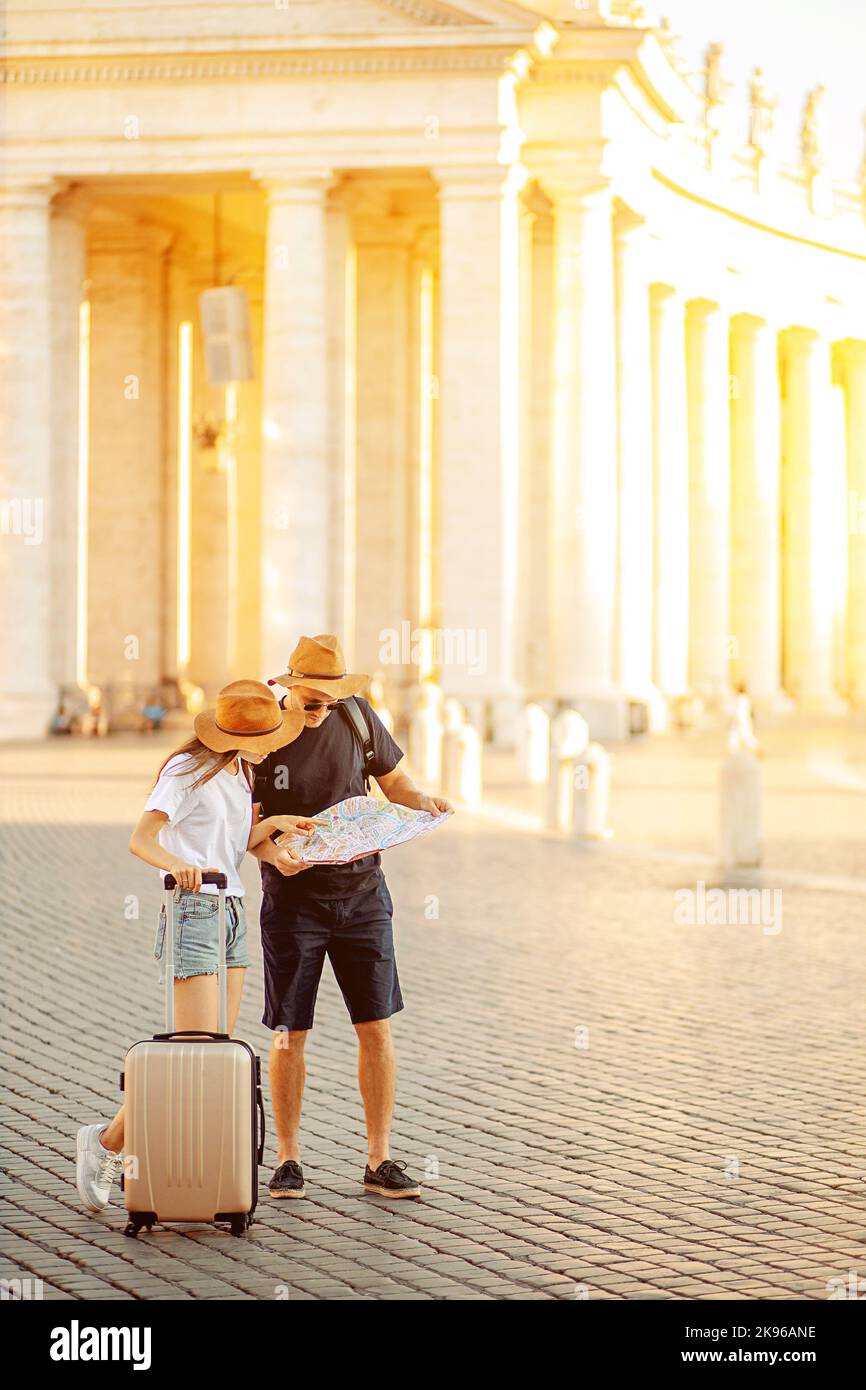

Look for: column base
[488,694,525,749]
[438,689,525,747]
[752,689,797,717]
[621,682,669,734]
[557,687,643,743]
[0,690,55,741]
[795,690,849,716]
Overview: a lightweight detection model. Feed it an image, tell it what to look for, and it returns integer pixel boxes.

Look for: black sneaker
[363,1159,421,1199]
[268,1159,305,1199]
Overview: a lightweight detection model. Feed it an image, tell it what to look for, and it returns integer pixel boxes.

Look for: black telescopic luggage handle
[162,871,229,1033]
[164,871,227,890]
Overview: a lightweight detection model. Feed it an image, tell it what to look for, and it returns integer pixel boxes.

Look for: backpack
[338,697,375,791]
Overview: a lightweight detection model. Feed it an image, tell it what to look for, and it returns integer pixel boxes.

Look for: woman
[76,678,316,1213]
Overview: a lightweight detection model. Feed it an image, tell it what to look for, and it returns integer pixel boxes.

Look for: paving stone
[1,734,864,1300]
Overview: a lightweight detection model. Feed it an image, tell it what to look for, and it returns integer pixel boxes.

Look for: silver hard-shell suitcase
[121,872,264,1236]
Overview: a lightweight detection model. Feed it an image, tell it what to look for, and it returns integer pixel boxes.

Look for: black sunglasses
[303,699,344,712]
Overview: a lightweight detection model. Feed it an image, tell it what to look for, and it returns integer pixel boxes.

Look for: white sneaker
[76,1123,123,1212]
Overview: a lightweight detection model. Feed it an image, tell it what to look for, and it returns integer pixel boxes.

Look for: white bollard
[518,703,550,784]
[368,674,387,708]
[719,747,763,867]
[573,742,612,840]
[727,691,760,755]
[441,698,465,797]
[546,711,588,831]
[451,722,483,806]
[546,751,576,831]
[441,696,464,734]
[409,682,443,785]
[550,708,589,759]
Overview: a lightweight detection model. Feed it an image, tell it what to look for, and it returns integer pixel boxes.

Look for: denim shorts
[154,890,249,982]
[260,874,403,1032]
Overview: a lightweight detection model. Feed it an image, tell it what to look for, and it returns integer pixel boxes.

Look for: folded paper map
[277,795,451,866]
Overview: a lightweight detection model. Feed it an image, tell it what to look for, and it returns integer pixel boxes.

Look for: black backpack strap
[339,697,375,791]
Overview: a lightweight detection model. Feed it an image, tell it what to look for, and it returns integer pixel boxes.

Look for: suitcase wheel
[229,1214,252,1237]
[124,1213,156,1238]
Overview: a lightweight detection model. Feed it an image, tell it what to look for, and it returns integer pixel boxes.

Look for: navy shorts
[260,876,404,1032]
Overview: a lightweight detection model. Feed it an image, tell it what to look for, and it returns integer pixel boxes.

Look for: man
[252,634,451,1200]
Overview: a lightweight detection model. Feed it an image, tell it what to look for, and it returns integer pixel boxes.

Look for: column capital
[650,281,682,306]
[254,169,336,203]
[729,312,771,336]
[524,145,610,206]
[536,174,610,209]
[0,175,58,212]
[835,337,866,365]
[687,296,724,319]
[779,324,821,347]
[433,164,527,201]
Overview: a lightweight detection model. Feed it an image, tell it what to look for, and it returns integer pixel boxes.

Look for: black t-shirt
[254,698,403,900]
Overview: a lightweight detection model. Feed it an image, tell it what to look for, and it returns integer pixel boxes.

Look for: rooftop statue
[801,84,829,176]
[748,66,778,156]
[704,41,731,110]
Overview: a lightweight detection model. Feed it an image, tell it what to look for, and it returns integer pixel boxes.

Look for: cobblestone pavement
[1,734,864,1301]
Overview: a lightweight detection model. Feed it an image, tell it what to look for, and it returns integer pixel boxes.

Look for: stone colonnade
[2,167,866,739]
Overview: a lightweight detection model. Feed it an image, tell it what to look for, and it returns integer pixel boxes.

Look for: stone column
[527,205,554,693]
[729,315,785,707]
[546,181,619,730]
[49,192,88,693]
[405,227,438,696]
[613,209,658,716]
[516,198,537,697]
[87,216,169,692]
[325,193,355,661]
[353,219,413,680]
[838,341,866,705]
[0,180,57,738]
[780,329,846,710]
[436,165,524,734]
[649,285,689,699]
[259,173,333,678]
[686,299,731,701]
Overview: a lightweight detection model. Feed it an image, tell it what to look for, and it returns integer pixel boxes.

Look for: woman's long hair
[154,738,255,793]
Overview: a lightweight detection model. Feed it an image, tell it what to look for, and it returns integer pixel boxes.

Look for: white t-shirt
[144,754,253,897]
